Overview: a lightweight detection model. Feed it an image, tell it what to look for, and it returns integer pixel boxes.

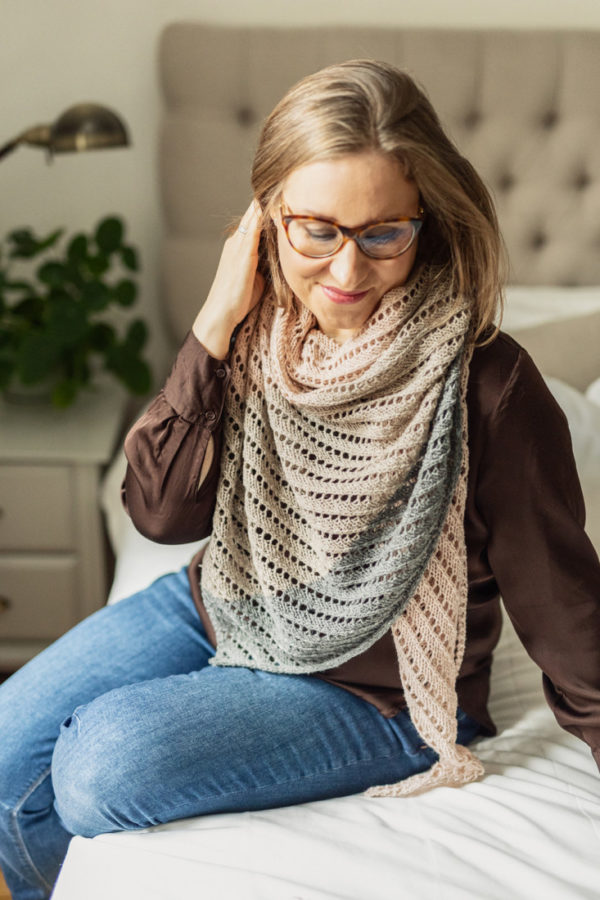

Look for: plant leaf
[114,278,137,306]
[8,227,64,259]
[81,280,110,312]
[95,217,123,253]
[67,234,88,263]
[38,261,67,287]
[12,296,44,323]
[106,342,152,394]
[3,279,35,293]
[9,229,37,258]
[89,322,116,352]
[120,245,139,271]
[124,318,148,352]
[87,253,109,277]
[117,357,152,394]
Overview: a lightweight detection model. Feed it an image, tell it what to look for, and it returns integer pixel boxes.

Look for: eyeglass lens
[287,219,417,259]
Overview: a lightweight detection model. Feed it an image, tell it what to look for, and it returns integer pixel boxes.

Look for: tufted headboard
[157,24,600,386]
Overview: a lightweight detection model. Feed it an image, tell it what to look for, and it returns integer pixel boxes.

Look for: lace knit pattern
[201,267,484,795]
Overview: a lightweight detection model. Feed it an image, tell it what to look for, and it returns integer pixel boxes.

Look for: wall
[2,0,599,378]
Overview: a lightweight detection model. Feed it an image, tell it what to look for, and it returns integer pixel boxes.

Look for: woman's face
[274,151,421,343]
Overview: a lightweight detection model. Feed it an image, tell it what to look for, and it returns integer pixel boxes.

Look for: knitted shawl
[201,266,485,796]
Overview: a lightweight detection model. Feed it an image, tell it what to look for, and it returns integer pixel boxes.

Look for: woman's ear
[264,194,283,227]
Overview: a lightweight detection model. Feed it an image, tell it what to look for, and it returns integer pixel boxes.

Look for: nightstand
[0,387,128,670]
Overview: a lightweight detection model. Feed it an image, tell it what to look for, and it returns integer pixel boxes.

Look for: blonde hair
[251,59,506,343]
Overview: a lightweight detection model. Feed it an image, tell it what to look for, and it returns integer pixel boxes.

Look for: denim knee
[51,704,130,838]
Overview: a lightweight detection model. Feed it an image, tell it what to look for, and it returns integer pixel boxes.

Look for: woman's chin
[309,290,384,342]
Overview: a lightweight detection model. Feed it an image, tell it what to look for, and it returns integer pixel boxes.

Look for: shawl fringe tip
[364,746,484,798]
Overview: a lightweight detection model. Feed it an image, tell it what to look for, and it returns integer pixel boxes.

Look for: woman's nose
[327,239,368,287]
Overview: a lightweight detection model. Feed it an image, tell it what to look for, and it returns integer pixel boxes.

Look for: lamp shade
[50,103,129,153]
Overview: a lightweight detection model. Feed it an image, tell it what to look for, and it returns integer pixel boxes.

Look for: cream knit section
[201,266,484,795]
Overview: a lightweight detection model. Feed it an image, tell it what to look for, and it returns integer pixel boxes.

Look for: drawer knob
[0,596,12,612]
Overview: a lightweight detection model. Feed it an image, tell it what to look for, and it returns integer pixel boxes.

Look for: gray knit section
[202,353,464,673]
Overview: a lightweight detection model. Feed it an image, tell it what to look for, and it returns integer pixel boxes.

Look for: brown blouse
[122,330,600,771]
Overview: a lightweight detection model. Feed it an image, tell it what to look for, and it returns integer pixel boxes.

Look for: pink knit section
[365,342,485,798]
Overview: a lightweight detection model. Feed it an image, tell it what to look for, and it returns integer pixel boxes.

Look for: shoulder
[467,329,571,452]
[468,330,558,422]
[468,330,524,402]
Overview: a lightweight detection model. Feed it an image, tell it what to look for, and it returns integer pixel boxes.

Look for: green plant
[0,215,152,407]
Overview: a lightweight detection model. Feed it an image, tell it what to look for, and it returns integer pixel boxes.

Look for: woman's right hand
[192,200,265,359]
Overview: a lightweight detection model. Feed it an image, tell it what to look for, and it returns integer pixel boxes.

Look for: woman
[1,60,599,900]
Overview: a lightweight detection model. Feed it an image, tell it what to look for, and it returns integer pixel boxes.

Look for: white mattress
[52,293,600,900]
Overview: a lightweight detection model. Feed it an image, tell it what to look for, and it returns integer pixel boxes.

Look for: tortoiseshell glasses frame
[280,204,425,260]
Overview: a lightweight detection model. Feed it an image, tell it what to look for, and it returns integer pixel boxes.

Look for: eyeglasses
[280,204,424,260]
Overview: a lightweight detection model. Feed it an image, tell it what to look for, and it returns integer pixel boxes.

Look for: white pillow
[502,286,600,330]
[586,377,600,409]
[544,376,600,551]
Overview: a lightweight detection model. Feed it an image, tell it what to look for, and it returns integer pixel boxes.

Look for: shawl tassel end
[364,745,484,798]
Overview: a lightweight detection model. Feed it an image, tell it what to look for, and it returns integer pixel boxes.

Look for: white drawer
[0,555,79,639]
[0,465,74,551]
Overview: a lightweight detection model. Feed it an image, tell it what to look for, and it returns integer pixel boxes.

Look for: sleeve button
[205,410,216,422]
[215,368,226,378]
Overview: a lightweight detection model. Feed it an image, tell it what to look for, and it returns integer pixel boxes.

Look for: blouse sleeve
[121,331,231,544]
[478,346,600,771]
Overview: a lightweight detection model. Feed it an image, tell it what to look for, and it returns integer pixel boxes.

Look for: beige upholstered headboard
[158,24,600,386]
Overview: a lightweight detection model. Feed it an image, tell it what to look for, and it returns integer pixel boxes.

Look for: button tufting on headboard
[463,110,481,130]
[236,107,256,127]
[541,110,559,130]
[530,232,548,251]
[573,171,591,191]
[497,172,515,193]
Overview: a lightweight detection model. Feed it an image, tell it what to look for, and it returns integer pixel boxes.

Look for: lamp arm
[0,124,51,162]
[0,139,20,161]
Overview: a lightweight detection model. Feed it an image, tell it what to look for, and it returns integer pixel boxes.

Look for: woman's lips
[321,285,370,304]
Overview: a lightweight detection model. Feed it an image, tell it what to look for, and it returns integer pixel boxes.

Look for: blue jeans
[0,567,481,900]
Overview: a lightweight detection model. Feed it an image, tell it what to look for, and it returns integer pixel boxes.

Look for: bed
[52,24,600,900]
